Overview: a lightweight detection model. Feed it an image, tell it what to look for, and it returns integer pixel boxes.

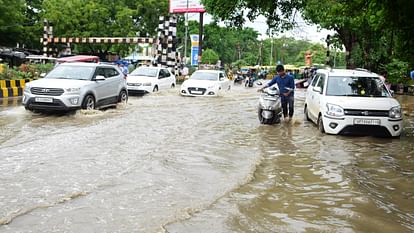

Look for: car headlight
[389,106,402,119]
[326,103,344,117]
[143,82,152,86]
[65,87,81,93]
[24,85,31,93]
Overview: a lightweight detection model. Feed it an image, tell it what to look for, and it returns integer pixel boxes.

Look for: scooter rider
[258,64,295,120]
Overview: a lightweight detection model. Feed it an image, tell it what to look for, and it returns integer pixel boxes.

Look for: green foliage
[232,59,248,69]
[202,0,302,32]
[383,59,410,85]
[0,63,54,80]
[0,0,25,46]
[201,48,219,64]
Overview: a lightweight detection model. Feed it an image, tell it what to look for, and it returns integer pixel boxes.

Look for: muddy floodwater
[0,86,413,233]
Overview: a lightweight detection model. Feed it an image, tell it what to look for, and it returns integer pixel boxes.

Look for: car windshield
[130,67,158,77]
[326,76,390,97]
[45,66,95,80]
[190,72,218,81]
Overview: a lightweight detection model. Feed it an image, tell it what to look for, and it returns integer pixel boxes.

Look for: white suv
[304,68,403,137]
[23,62,128,112]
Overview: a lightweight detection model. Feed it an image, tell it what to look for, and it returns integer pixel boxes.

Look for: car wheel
[82,95,95,110]
[118,90,128,104]
[304,105,311,121]
[153,85,159,92]
[317,115,325,133]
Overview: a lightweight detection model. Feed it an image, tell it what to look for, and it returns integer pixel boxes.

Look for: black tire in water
[318,115,325,133]
[118,90,128,103]
[82,95,95,110]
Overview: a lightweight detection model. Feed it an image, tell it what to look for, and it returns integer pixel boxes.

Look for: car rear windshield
[326,76,390,97]
[130,67,157,77]
[190,72,218,81]
[45,66,95,80]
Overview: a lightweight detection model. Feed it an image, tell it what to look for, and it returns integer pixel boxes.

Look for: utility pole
[270,39,273,66]
[198,12,204,69]
[184,0,189,64]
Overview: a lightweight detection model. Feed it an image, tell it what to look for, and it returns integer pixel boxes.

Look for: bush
[383,59,410,85]
[0,63,54,80]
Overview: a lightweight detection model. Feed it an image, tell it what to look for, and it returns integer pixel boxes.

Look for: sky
[186,12,334,44]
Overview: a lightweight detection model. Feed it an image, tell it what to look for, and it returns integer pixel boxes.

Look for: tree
[201,48,219,64]
[202,0,303,32]
[40,0,169,56]
[181,20,260,66]
[0,0,25,46]
[202,0,414,70]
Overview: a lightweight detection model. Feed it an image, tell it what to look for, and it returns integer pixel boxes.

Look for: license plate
[35,97,53,103]
[128,86,140,90]
[191,90,202,94]
[353,118,380,125]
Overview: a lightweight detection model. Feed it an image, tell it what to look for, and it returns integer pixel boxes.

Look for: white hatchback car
[126,66,176,94]
[304,68,403,137]
[180,70,231,96]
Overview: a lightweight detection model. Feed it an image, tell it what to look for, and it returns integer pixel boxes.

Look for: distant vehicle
[126,66,176,94]
[23,62,128,112]
[180,70,231,96]
[26,55,56,64]
[304,68,403,137]
[56,55,100,64]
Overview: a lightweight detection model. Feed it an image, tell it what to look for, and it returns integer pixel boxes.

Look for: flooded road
[0,86,413,233]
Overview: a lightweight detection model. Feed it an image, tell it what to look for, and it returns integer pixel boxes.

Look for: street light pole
[270,39,273,66]
[184,0,189,64]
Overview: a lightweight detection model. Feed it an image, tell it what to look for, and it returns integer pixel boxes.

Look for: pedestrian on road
[258,64,295,120]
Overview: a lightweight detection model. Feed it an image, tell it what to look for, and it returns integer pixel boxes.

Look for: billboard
[190,34,199,66]
[169,0,206,13]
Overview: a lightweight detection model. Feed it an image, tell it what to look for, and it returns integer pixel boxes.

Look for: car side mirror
[390,89,395,96]
[313,86,322,93]
[95,75,106,81]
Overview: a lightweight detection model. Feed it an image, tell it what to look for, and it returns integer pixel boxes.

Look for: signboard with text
[169,0,206,13]
[190,34,199,66]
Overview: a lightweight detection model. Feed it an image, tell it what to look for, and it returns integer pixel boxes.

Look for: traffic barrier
[0,79,33,98]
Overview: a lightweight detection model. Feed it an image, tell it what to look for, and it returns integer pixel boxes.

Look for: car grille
[344,109,389,117]
[31,87,64,96]
[188,87,206,95]
[127,83,142,86]
[339,125,391,137]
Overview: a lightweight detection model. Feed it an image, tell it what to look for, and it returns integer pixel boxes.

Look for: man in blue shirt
[258,64,295,120]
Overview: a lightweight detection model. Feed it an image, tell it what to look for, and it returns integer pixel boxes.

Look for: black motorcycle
[234,74,245,85]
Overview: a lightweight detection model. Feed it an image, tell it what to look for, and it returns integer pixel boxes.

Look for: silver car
[23,62,128,112]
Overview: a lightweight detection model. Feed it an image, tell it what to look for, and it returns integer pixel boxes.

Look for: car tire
[318,115,325,133]
[82,95,95,110]
[153,85,158,92]
[304,105,311,121]
[118,90,128,104]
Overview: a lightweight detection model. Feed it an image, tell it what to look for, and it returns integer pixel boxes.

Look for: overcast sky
[186,12,333,44]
